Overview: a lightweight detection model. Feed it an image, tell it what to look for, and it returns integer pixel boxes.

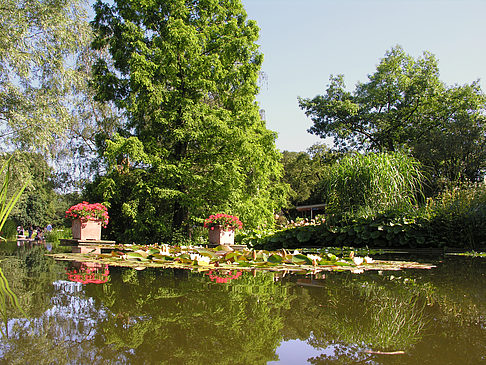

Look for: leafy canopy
[299,46,486,184]
[90,0,286,242]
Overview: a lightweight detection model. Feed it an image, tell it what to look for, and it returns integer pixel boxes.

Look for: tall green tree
[90,0,286,242]
[299,46,486,185]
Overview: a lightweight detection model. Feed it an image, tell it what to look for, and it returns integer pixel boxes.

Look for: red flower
[65,202,109,227]
[204,213,243,230]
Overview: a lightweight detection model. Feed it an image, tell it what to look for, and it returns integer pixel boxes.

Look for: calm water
[0,244,485,364]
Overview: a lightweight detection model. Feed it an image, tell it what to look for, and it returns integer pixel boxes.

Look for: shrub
[1,219,18,240]
[45,227,71,245]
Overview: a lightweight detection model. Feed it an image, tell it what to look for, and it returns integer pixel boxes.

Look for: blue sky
[242,0,486,151]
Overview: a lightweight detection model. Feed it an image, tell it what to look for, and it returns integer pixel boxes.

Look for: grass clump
[320,152,423,217]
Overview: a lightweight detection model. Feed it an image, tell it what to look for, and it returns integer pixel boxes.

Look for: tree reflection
[281,260,486,364]
[86,268,293,364]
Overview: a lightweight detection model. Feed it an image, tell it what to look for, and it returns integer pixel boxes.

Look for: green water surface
[0,244,484,364]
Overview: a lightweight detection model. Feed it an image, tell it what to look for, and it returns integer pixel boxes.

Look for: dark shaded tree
[281,143,337,207]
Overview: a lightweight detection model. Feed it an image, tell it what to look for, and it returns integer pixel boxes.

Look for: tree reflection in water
[0,246,484,364]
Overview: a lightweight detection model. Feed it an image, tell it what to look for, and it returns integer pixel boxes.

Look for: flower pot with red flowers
[65,202,109,241]
[204,213,243,245]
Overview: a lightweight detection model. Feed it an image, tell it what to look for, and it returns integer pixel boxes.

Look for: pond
[0,244,485,364]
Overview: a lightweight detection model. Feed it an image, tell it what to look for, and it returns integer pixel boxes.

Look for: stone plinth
[60,238,116,254]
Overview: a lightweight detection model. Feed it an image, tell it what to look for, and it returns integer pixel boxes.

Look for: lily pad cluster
[49,244,435,273]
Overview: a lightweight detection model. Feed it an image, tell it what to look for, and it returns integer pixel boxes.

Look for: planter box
[208,226,235,245]
[72,219,102,241]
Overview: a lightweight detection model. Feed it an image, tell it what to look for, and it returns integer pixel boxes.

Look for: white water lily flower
[293,250,300,255]
[198,256,211,264]
[307,254,321,262]
[364,256,374,264]
[189,253,202,261]
[189,253,210,264]
[353,256,364,266]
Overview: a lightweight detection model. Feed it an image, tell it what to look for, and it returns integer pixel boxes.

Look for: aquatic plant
[0,157,27,239]
[319,152,424,216]
[48,245,434,274]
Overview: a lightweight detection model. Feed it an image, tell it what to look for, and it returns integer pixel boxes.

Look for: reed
[0,157,27,239]
[321,152,424,216]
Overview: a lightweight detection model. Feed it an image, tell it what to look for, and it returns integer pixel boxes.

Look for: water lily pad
[126,252,144,260]
[292,254,312,265]
[268,254,283,264]
[47,244,436,274]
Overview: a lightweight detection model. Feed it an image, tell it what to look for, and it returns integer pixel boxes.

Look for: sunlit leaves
[89,0,286,242]
[320,151,424,215]
[0,0,93,152]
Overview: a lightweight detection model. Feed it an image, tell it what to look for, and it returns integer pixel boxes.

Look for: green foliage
[0,158,26,236]
[1,220,17,240]
[1,153,65,228]
[0,0,92,153]
[248,184,486,250]
[89,0,287,243]
[319,151,424,215]
[299,45,486,186]
[0,0,122,192]
[45,228,71,246]
[424,184,486,247]
[281,143,338,207]
[0,157,27,338]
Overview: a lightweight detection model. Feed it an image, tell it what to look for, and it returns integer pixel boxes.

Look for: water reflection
[66,262,110,284]
[0,245,484,364]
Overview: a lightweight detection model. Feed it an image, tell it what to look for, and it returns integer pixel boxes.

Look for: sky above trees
[242,0,486,152]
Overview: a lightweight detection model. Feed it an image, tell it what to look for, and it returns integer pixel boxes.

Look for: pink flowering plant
[65,201,109,227]
[203,213,243,230]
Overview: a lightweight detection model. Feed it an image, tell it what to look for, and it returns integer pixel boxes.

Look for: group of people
[17,224,52,241]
